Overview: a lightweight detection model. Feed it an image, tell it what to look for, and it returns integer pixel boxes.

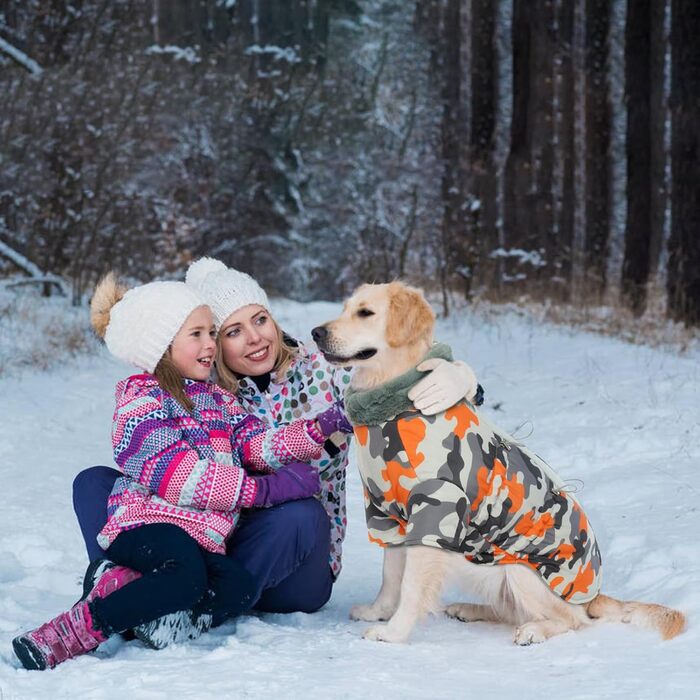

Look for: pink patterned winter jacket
[97,374,325,554]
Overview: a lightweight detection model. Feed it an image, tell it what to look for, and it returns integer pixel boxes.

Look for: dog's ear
[386,282,435,348]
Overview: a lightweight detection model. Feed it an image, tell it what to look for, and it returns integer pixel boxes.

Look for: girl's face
[219,304,279,377]
[170,306,217,380]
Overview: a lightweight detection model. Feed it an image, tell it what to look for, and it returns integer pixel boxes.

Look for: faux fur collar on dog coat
[344,343,453,425]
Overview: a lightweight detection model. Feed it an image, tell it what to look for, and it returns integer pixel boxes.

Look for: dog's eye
[357,308,375,318]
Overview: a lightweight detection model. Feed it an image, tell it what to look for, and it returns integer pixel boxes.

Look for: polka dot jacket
[235,342,352,579]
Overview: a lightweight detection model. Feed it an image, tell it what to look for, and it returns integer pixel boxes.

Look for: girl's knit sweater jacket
[98,374,326,554]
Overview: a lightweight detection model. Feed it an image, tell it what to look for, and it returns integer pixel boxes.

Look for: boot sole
[133,612,213,650]
[12,636,48,671]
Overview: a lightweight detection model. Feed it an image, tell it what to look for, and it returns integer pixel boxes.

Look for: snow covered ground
[1,299,698,699]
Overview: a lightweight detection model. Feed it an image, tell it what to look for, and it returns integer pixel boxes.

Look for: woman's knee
[72,465,121,503]
[275,498,330,550]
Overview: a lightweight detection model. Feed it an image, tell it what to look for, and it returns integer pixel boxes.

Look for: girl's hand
[315,402,354,436]
[250,462,320,507]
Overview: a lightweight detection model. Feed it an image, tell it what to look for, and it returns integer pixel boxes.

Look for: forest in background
[0,0,698,326]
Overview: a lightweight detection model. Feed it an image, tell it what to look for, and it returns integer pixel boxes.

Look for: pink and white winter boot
[80,558,142,603]
[12,600,108,671]
[13,560,142,671]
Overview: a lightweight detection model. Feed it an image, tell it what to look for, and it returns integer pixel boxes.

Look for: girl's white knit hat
[105,281,208,373]
[185,257,270,328]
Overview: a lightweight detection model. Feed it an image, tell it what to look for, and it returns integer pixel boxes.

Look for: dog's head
[312,282,435,384]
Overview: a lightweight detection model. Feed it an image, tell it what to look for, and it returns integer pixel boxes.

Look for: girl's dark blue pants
[95,522,257,632]
[73,466,333,625]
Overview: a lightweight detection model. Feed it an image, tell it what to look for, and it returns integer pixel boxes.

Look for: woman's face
[219,304,279,377]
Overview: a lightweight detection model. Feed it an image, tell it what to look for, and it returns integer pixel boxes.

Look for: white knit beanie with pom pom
[104,281,207,373]
[186,257,270,328]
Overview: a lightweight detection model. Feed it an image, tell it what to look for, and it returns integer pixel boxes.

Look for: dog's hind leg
[350,546,406,622]
[445,559,506,625]
[364,546,451,643]
[513,619,577,645]
[497,566,591,645]
[445,603,499,623]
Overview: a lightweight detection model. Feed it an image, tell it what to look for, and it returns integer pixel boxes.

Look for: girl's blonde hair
[215,319,298,394]
[154,352,194,412]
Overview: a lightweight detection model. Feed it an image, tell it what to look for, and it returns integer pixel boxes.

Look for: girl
[13,275,351,670]
[72,260,482,647]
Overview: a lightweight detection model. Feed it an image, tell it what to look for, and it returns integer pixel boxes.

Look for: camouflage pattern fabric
[354,400,602,605]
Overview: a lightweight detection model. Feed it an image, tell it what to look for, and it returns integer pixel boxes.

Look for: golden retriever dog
[311,281,685,645]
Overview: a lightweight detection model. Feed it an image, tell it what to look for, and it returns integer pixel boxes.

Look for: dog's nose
[311,325,328,342]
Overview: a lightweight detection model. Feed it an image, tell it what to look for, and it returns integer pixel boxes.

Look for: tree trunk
[504,0,556,296]
[667,0,700,324]
[605,0,627,301]
[467,0,497,300]
[583,0,610,300]
[621,0,652,314]
[552,0,575,297]
[645,0,672,314]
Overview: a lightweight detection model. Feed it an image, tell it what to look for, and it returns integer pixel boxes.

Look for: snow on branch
[244,44,302,64]
[0,237,43,277]
[3,276,68,296]
[489,247,547,268]
[0,37,42,74]
[0,232,68,296]
[145,44,201,64]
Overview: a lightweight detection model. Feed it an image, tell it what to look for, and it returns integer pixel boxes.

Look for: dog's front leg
[364,545,450,644]
[350,546,405,622]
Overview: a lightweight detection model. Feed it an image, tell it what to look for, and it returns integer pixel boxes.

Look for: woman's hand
[408,358,484,415]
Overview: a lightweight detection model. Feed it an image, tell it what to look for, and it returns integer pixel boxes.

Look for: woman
[73,258,482,647]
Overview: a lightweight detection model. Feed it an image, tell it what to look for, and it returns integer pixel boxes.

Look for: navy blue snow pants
[95,523,257,632]
[73,466,333,621]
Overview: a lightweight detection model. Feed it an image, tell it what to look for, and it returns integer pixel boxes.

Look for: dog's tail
[90,272,127,339]
[586,593,686,640]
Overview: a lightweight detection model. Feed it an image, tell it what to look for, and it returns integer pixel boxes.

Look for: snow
[244,44,302,64]
[1,299,698,698]
[0,238,44,278]
[0,240,69,296]
[0,37,42,75]
[145,45,202,64]
[489,247,547,268]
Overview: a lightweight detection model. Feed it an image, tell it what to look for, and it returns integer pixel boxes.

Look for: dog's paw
[363,624,408,644]
[513,622,546,646]
[350,604,391,622]
[445,603,479,623]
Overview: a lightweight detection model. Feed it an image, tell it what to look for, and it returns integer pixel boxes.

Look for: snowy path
[1,300,698,699]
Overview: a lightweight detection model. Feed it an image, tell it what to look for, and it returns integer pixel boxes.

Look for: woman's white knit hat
[105,281,207,373]
[185,257,270,328]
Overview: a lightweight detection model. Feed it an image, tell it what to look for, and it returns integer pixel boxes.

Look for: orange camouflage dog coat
[345,344,602,605]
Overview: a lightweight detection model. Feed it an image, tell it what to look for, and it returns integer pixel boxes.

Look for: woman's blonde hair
[215,319,298,394]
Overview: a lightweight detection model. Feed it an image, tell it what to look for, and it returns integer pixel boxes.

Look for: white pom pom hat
[185,257,270,328]
[105,281,208,373]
